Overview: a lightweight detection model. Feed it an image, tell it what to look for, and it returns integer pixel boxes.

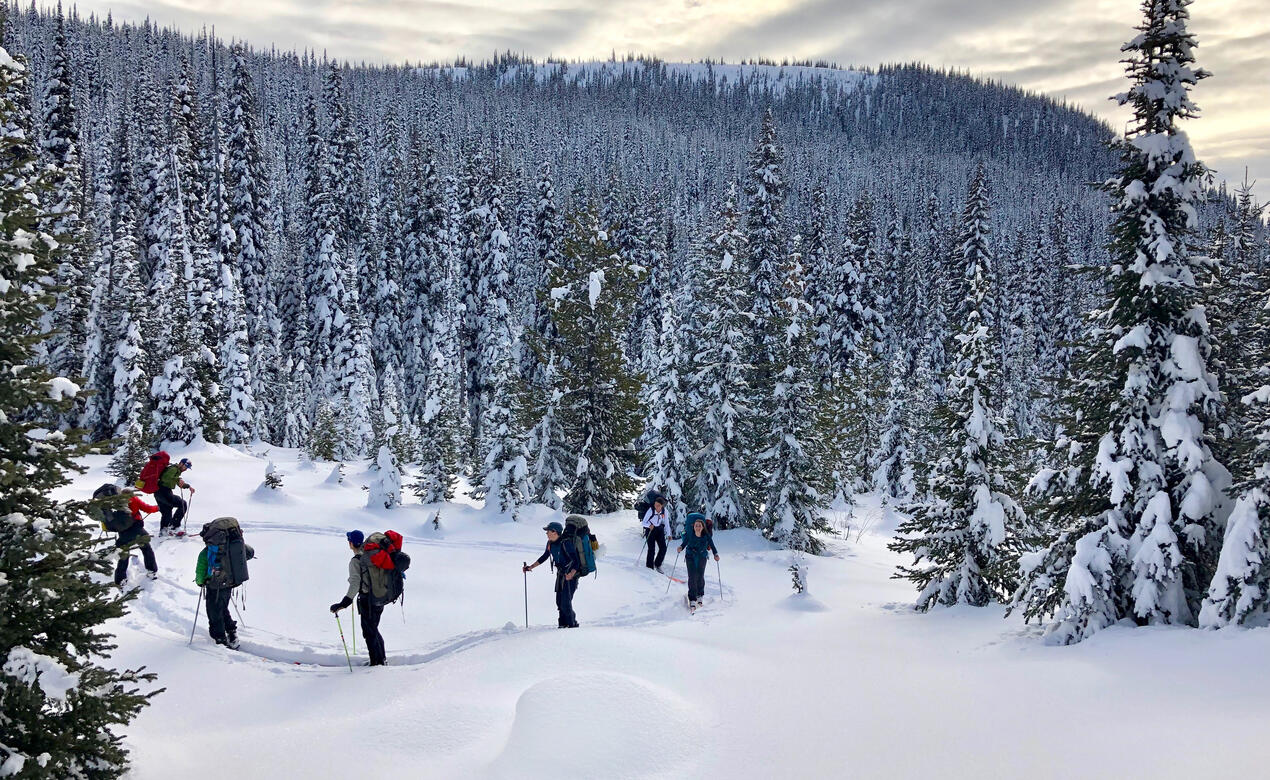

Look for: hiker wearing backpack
[641,497,669,571]
[523,521,583,628]
[113,488,159,586]
[330,530,386,666]
[155,457,194,535]
[678,513,719,607]
[194,517,254,649]
[91,483,159,587]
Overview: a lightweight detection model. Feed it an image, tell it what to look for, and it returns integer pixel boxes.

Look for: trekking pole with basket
[334,614,354,673]
[634,530,648,566]
[522,561,529,629]
[188,586,204,645]
[665,549,682,594]
[716,558,724,600]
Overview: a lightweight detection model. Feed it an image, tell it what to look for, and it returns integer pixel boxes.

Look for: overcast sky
[71,0,1269,203]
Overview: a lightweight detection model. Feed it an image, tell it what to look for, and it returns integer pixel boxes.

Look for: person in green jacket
[193,519,253,650]
[156,457,194,536]
[677,513,719,608]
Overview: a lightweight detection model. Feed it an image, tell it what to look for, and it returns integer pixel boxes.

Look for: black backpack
[201,517,250,588]
[89,483,133,533]
[634,489,665,523]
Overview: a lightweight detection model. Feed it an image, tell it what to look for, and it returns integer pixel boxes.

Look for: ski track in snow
[122,538,739,672]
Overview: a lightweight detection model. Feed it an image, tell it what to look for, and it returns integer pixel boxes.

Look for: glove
[329,596,353,614]
[642,527,650,539]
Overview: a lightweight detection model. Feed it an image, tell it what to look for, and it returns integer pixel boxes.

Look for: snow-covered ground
[60,443,1270,779]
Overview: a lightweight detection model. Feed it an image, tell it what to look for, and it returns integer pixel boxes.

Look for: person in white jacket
[642,497,669,571]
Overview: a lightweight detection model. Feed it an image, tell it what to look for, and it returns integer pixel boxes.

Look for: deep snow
[57,442,1270,779]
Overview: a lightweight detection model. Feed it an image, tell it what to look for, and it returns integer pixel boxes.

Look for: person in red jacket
[115,488,159,586]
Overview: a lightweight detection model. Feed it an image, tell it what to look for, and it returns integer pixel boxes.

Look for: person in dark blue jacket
[677,513,719,607]
[523,521,582,627]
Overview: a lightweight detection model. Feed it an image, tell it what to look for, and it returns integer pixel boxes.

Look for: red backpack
[361,531,410,606]
[136,451,170,494]
[365,530,404,569]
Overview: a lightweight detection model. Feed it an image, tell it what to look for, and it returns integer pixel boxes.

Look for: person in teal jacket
[677,512,719,607]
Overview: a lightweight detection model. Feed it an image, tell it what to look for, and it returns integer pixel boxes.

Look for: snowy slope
[61,445,1270,779]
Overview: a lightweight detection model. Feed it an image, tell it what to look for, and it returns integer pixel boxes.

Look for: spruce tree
[226,45,272,404]
[40,10,91,383]
[1201,379,1270,627]
[890,164,1027,610]
[641,294,693,536]
[0,45,156,775]
[692,185,754,528]
[760,243,831,552]
[744,108,787,461]
[524,355,571,510]
[556,207,643,514]
[1011,0,1224,642]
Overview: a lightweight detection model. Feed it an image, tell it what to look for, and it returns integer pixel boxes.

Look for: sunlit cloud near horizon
[65,0,1270,201]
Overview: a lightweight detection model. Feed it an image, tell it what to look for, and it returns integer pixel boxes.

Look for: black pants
[555,574,578,627]
[645,525,667,569]
[155,487,186,531]
[358,594,386,665]
[114,539,157,584]
[687,555,708,602]
[206,587,236,642]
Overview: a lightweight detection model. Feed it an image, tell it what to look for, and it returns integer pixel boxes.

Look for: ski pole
[188,586,204,645]
[635,531,648,566]
[522,561,529,629]
[664,549,681,594]
[334,614,354,673]
[716,558,723,600]
[182,490,194,535]
[231,590,247,629]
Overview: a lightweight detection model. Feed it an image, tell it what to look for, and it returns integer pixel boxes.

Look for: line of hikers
[94,452,722,666]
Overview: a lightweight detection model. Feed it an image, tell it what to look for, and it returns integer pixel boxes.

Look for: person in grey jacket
[329,530,387,666]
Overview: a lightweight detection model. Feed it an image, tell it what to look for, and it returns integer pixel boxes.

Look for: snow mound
[783,593,830,612]
[249,483,294,504]
[488,672,701,778]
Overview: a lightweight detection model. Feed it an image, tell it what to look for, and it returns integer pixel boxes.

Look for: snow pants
[155,487,186,532]
[114,537,157,585]
[686,555,707,602]
[645,525,667,569]
[555,574,578,627]
[358,594,387,666]
[206,587,237,643]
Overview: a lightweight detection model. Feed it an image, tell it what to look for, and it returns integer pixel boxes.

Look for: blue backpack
[564,515,597,576]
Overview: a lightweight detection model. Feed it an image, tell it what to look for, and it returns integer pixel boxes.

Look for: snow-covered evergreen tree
[890,164,1027,610]
[744,108,787,431]
[642,293,693,536]
[367,445,403,510]
[0,45,155,773]
[40,10,91,383]
[760,242,831,552]
[524,355,570,510]
[555,207,643,514]
[1201,380,1270,627]
[1011,0,1226,642]
[693,185,754,528]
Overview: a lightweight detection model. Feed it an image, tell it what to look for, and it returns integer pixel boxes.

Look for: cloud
[65,0,1270,199]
